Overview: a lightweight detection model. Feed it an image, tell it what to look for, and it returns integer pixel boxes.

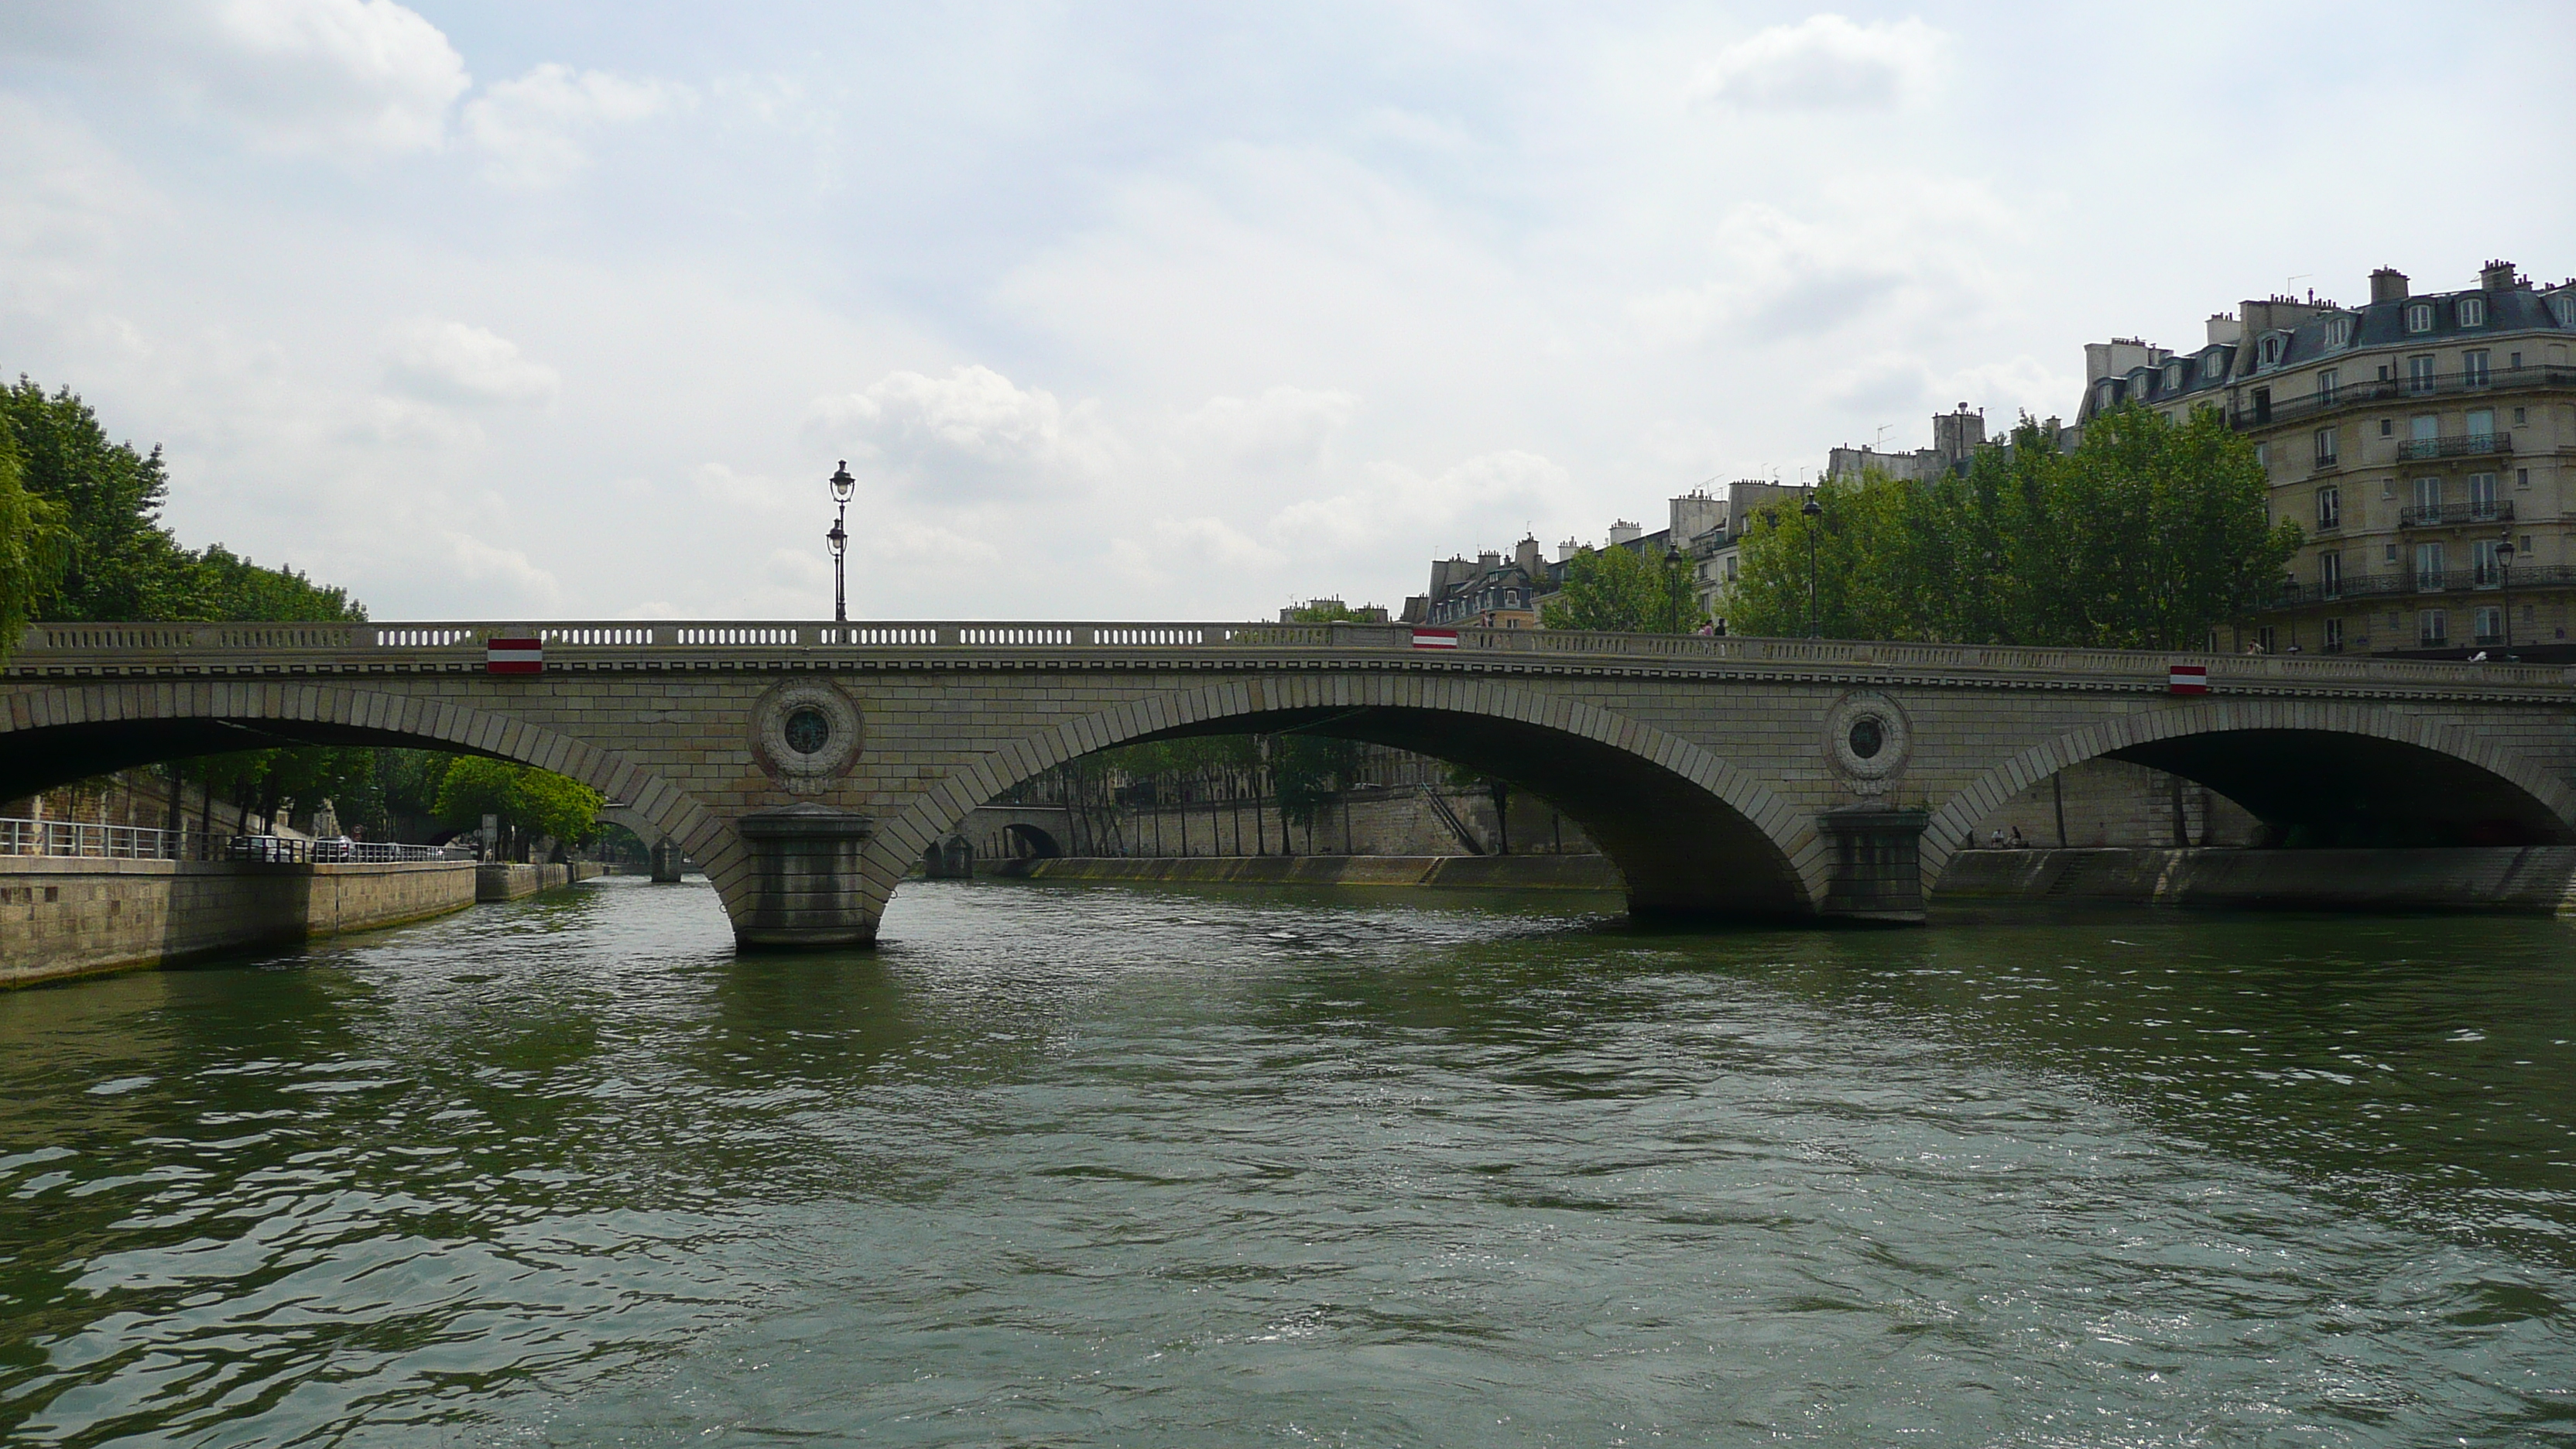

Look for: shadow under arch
[0,680,727,885]
[878,676,1821,920]
[1002,823,1063,860]
[1922,699,2576,886]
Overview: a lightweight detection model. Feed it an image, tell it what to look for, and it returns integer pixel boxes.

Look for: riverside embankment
[1011,853,1623,891]
[2,859,605,986]
[1016,848,2576,915]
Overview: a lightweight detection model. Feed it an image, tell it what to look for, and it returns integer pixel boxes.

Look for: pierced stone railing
[6,618,2570,692]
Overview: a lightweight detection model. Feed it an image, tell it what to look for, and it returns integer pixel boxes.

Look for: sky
[2,2,2569,623]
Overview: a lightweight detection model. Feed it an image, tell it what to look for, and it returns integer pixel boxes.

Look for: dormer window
[2204,349,2228,380]
[2553,294,2576,327]
[2406,302,2434,333]
[2324,315,2352,348]
[2166,362,2184,389]
[2098,381,2118,409]
[2260,334,2283,366]
[2459,296,2486,327]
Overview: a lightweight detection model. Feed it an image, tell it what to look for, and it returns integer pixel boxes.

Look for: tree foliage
[1286,599,1375,624]
[1538,543,1700,633]
[0,423,71,659]
[1724,406,2300,649]
[434,757,604,846]
[1,379,365,625]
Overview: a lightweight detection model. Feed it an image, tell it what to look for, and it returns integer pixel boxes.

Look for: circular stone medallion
[752,681,864,794]
[1824,690,1910,795]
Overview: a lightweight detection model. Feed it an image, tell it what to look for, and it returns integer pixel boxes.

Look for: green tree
[2,378,197,621]
[189,543,365,622]
[0,423,71,659]
[1287,598,1373,623]
[1538,544,1700,633]
[1725,406,2298,649]
[435,758,604,855]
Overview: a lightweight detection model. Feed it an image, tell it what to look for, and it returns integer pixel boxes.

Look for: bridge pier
[1816,807,1930,923]
[649,837,686,883]
[732,803,879,949]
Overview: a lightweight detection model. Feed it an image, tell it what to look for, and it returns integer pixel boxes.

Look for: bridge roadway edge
[9,621,2576,945]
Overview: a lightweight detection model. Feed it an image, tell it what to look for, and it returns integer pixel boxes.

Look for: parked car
[227,834,299,862]
[313,836,356,862]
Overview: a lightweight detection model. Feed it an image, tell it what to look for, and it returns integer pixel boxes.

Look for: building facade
[2078,261,2576,656]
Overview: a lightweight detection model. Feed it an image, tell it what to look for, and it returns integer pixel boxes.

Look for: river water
[3,876,2574,1446]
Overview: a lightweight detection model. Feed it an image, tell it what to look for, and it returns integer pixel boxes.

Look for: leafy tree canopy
[1,378,365,626]
[434,757,604,845]
[1724,406,2300,649]
[0,423,71,656]
[1286,599,1373,623]
[1538,543,1700,633]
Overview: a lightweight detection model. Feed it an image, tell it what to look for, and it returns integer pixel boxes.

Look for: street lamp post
[2496,525,2516,653]
[1800,493,1824,639]
[827,461,854,624]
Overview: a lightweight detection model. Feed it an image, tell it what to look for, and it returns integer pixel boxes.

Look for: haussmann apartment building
[2075,260,2576,657]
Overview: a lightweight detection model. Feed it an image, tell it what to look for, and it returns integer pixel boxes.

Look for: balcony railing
[2399,500,2514,527]
[2396,433,2513,461]
[2235,364,2576,428]
[2253,563,2576,610]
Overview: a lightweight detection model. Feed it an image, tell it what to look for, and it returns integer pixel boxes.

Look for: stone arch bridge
[6,619,2571,946]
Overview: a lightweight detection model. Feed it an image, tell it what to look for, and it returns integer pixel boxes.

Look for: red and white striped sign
[2167,664,2208,695]
[1410,628,1460,650]
[486,636,544,674]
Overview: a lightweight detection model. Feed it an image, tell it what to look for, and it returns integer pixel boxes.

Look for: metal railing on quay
[0,818,473,864]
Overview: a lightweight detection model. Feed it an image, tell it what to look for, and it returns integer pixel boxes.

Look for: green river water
[2,875,2572,1445]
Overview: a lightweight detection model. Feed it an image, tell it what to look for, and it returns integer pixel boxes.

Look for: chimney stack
[2370,267,2410,303]
[2481,259,2519,292]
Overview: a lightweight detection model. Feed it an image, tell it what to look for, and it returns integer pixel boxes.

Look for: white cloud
[464,63,691,187]
[1690,15,1947,112]
[1267,450,1567,555]
[8,0,474,156]
[382,317,561,406]
[1632,176,2026,348]
[1175,386,1358,469]
[807,365,1121,500]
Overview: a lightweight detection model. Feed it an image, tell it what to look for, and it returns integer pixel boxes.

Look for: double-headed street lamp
[827,461,854,623]
[1801,492,1824,639]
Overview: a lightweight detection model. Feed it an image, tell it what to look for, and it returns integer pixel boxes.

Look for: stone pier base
[733,803,879,949]
[1817,807,1930,923]
[649,838,685,882]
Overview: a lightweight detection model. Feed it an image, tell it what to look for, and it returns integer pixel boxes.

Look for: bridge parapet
[9,620,2569,703]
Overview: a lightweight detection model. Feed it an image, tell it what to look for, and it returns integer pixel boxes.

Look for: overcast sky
[3,2,2567,622]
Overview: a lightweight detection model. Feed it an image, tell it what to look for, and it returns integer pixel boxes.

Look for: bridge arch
[871,673,1825,919]
[1922,698,2576,887]
[0,679,731,896]
[1002,822,1063,860]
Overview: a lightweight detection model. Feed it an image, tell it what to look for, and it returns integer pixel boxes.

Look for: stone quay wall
[1938,846,2576,913]
[475,862,607,901]
[0,858,482,987]
[1022,853,1623,891]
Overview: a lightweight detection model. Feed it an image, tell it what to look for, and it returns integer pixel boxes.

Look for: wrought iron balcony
[2397,433,2513,461]
[2398,500,2514,527]
[2232,365,2576,428]
[2250,563,2576,611]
